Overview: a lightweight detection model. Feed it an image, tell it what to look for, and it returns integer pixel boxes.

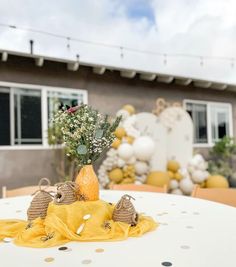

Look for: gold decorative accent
[95,248,104,253]
[82,259,92,264]
[152,97,182,116]
[44,257,55,262]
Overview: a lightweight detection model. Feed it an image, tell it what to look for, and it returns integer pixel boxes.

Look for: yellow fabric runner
[0,200,157,248]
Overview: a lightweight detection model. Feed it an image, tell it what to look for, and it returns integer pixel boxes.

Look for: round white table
[1,190,236,267]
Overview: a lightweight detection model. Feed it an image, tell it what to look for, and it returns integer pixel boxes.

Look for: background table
[1,190,236,267]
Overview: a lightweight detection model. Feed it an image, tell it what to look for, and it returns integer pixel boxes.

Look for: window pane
[47,90,84,125]
[0,88,10,145]
[14,89,42,145]
[211,105,230,142]
[186,103,208,144]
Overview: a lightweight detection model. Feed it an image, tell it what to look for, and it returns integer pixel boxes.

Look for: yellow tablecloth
[0,199,157,248]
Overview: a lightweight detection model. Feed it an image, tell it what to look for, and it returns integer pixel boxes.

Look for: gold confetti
[76,223,85,235]
[95,248,104,253]
[82,259,92,264]
[83,214,91,220]
[44,257,54,262]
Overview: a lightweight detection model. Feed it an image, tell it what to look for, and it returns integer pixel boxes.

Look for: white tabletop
[1,190,236,267]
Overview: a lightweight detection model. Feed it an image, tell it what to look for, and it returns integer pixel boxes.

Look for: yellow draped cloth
[0,200,157,248]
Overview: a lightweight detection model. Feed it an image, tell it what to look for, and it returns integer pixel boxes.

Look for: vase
[75,165,99,201]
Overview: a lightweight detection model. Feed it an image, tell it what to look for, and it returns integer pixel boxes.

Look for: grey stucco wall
[0,55,236,190]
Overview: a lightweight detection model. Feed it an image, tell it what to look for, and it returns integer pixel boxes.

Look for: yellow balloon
[146,171,170,187]
[112,139,121,149]
[114,127,126,139]
[121,178,135,184]
[167,160,180,172]
[167,171,175,179]
[108,168,123,183]
[206,175,229,188]
[173,172,183,181]
[123,165,135,178]
[124,136,135,144]
[122,104,136,115]
[200,181,206,188]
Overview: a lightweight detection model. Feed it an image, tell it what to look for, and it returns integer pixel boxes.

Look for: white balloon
[190,154,205,166]
[179,167,190,179]
[187,165,196,174]
[116,109,130,120]
[136,175,147,183]
[133,136,155,161]
[127,156,136,165]
[117,158,126,168]
[179,178,194,195]
[171,189,184,195]
[135,161,149,175]
[117,143,134,161]
[198,161,208,171]
[169,179,179,190]
[191,170,209,183]
[134,180,142,185]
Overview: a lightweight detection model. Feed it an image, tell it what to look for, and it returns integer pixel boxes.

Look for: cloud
[0,0,236,83]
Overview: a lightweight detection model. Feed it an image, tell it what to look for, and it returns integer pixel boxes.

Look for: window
[0,88,10,145]
[184,100,232,146]
[14,88,42,145]
[47,90,84,126]
[211,105,230,142]
[0,84,87,148]
[186,103,208,144]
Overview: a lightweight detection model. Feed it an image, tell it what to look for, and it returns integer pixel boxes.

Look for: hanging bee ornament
[27,178,54,221]
[112,194,139,226]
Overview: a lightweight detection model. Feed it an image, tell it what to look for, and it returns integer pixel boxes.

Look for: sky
[0,0,236,84]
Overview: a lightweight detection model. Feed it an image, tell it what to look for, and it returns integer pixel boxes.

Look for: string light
[120,46,124,58]
[200,57,204,67]
[231,58,234,68]
[163,53,167,65]
[66,37,71,50]
[0,22,235,64]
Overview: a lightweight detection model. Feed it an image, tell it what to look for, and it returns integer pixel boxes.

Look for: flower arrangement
[53,104,121,167]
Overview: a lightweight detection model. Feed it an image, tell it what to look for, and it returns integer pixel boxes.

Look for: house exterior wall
[0,55,236,190]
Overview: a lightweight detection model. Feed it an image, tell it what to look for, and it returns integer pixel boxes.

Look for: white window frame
[183,99,233,148]
[0,81,88,150]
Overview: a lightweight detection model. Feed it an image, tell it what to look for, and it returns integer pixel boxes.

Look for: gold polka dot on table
[44,257,54,263]
[82,259,92,264]
[95,248,104,253]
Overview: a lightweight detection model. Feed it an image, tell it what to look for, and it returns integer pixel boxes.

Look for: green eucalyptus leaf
[95,129,103,139]
[77,145,87,155]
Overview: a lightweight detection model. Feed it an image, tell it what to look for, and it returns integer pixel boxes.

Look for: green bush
[208,136,236,178]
